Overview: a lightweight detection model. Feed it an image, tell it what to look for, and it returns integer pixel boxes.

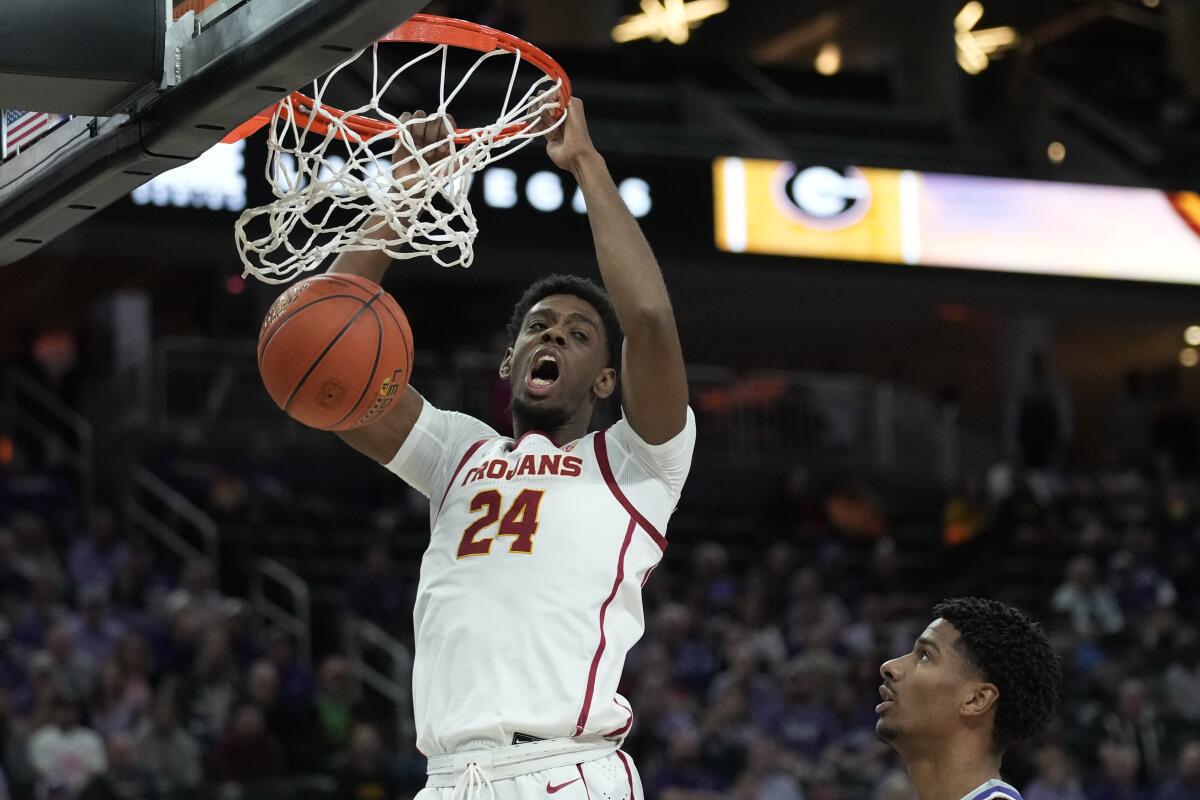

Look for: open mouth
[526,351,561,395]
[876,685,895,715]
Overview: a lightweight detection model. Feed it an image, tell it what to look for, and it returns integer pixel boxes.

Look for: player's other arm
[544,98,688,444]
[330,112,450,464]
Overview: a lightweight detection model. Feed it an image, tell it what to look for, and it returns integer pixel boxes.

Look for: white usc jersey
[385,401,696,757]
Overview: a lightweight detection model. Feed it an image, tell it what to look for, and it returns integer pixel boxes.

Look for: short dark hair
[933,597,1061,752]
[507,275,623,369]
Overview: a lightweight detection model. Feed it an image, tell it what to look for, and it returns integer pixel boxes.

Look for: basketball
[257,273,413,431]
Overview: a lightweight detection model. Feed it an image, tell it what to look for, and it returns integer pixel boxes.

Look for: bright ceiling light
[955,2,1019,75]
[815,43,842,76]
[1185,325,1200,346]
[612,0,730,45]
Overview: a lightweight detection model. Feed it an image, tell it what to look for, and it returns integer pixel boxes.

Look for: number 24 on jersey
[457,489,545,558]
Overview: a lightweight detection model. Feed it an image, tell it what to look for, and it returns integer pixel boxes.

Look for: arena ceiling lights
[611,0,729,45]
[955,2,1019,74]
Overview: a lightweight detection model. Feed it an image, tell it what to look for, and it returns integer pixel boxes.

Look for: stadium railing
[2,367,96,507]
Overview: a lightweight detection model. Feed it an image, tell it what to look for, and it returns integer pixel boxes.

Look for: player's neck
[511,414,590,447]
[904,745,1003,800]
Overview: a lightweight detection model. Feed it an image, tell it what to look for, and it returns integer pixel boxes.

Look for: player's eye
[572,330,588,342]
[917,648,930,662]
[528,321,546,331]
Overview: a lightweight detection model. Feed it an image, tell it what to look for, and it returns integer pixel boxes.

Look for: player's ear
[962,682,1000,720]
[593,367,616,400]
[499,348,514,380]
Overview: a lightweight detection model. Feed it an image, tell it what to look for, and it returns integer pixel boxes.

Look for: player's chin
[875,718,900,744]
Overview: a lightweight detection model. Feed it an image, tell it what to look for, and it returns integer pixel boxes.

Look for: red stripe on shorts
[616,751,636,800]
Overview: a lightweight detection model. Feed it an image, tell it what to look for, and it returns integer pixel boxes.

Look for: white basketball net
[235,40,566,285]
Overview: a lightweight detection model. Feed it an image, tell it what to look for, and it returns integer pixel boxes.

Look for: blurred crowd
[5,364,1200,800]
[0,439,417,800]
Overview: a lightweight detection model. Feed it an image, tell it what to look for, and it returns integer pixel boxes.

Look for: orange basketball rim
[222,14,572,145]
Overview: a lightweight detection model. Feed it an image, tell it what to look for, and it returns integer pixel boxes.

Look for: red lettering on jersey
[497,489,543,553]
[461,467,479,485]
[457,489,545,557]
[538,454,561,475]
[561,456,583,477]
[456,490,502,558]
[515,455,538,477]
[485,460,507,479]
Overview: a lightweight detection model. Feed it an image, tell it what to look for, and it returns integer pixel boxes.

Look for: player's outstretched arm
[331,111,450,464]
[543,97,688,444]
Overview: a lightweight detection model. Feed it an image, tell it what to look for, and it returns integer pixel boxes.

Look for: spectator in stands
[313,656,363,755]
[655,603,719,696]
[0,685,35,800]
[735,584,789,668]
[771,653,841,769]
[44,623,94,704]
[243,657,319,770]
[1027,743,1087,800]
[149,600,198,678]
[708,641,780,731]
[0,531,28,602]
[264,631,315,713]
[78,733,153,800]
[649,727,725,800]
[1096,679,1166,786]
[111,636,152,705]
[688,543,737,617]
[730,735,803,800]
[1109,549,1176,619]
[89,659,148,738]
[176,628,238,742]
[12,575,69,650]
[347,545,409,637]
[69,588,125,667]
[1052,556,1124,641]
[222,600,262,670]
[10,513,64,593]
[66,508,128,598]
[784,568,848,653]
[107,567,154,638]
[16,651,60,734]
[698,683,755,784]
[1090,743,1151,800]
[166,562,224,628]
[213,704,285,785]
[1157,742,1200,800]
[333,722,401,800]
[134,691,202,798]
[824,679,890,787]
[1165,630,1200,726]
[28,694,106,797]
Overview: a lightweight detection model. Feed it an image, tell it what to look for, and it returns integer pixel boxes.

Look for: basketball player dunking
[330,98,693,799]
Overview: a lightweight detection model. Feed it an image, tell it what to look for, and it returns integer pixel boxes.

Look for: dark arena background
[2,0,1200,798]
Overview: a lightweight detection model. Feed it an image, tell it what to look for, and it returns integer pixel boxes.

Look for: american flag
[2,110,69,159]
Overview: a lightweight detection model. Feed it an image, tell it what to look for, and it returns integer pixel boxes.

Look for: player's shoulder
[603,406,697,452]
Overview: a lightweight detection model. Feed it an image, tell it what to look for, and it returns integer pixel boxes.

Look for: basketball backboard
[0,0,428,267]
